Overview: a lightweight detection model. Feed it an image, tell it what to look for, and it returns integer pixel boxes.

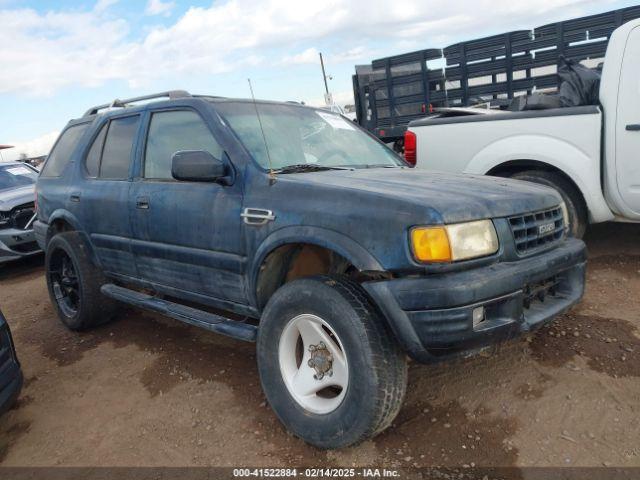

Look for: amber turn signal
[410,227,452,262]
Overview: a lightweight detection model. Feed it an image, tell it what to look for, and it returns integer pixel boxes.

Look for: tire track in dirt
[513,373,555,401]
[374,398,519,470]
[530,313,639,378]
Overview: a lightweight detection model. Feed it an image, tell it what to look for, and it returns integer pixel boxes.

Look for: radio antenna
[248,78,276,183]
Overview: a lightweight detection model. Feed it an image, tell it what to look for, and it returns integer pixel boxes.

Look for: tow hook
[308,342,333,380]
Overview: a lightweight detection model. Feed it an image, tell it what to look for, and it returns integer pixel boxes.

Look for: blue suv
[35,91,586,448]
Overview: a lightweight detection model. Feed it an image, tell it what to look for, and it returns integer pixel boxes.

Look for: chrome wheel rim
[278,314,349,414]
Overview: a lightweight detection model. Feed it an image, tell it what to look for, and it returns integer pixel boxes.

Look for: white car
[406,18,640,237]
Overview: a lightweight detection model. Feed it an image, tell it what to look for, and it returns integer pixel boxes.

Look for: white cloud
[281,46,369,66]
[145,0,175,17]
[0,8,130,95]
[0,0,613,96]
[331,46,369,63]
[280,47,319,65]
[1,131,59,162]
[94,0,119,13]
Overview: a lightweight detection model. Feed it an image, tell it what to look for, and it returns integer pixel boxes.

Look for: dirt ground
[0,223,638,469]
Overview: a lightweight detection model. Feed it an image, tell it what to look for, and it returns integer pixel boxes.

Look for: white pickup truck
[407,18,640,237]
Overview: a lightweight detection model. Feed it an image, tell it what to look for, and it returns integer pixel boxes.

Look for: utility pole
[319,52,333,105]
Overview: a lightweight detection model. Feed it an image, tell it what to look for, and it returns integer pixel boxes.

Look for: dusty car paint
[35,97,586,362]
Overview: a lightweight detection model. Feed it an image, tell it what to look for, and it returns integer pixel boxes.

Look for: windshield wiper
[273,164,352,174]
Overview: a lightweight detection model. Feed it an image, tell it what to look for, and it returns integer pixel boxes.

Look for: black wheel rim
[49,248,80,318]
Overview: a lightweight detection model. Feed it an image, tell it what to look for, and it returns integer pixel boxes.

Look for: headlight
[559,201,570,232]
[411,220,499,263]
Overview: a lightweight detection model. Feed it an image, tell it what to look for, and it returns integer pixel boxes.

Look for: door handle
[136,196,150,210]
[626,124,640,131]
[241,208,276,225]
[70,192,81,202]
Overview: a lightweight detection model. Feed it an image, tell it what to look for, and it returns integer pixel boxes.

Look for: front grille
[509,206,565,255]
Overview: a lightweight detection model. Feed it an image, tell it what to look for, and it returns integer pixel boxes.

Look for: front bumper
[363,238,586,363]
[0,226,41,264]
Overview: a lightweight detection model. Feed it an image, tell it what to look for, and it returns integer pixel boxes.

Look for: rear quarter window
[40,123,90,178]
[85,123,108,178]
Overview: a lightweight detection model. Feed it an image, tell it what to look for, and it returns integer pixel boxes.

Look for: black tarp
[508,93,561,111]
[509,56,602,111]
[558,56,602,107]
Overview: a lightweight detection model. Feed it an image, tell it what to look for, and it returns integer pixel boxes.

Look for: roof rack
[83,90,192,117]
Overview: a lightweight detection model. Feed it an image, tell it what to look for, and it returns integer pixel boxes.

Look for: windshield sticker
[316,111,356,131]
[5,166,32,176]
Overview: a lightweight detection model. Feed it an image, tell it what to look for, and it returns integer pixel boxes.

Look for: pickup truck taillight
[404,130,417,167]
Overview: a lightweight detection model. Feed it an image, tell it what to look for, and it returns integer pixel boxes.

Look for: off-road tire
[45,232,118,331]
[510,170,588,238]
[257,275,408,449]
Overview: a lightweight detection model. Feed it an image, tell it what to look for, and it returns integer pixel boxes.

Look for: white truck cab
[408,18,640,237]
[601,18,640,221]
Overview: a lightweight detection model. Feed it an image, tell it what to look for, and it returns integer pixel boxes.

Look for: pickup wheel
[509,170,588,238]
[257,276,407,449]
[45,232,118,331]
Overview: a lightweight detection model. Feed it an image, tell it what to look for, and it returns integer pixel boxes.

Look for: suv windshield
[215,102,404,170]
[0,164,37,192]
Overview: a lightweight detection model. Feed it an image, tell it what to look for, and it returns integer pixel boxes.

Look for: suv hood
[289,168,561,223]
[0,185,35,211]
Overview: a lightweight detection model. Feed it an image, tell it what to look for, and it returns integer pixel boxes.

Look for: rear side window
[98,115,140,180]
[144,110,223,180]
[41,123,90,177]
[85,123,108,178]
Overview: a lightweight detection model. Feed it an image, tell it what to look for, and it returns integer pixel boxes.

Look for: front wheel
[257,276,408,449]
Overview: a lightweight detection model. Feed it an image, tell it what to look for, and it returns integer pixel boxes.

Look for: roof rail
[83,90,192,117]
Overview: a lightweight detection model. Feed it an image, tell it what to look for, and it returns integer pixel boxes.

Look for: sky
[0,0,637,161]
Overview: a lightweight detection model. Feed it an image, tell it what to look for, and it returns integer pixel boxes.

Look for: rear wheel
[509,170,588,238]
[257,276,407,449]
[46,232,118,330]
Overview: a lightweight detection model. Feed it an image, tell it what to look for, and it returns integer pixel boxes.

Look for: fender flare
[46,210,102,267]
[248,226,385,308]
[46,209,83,234]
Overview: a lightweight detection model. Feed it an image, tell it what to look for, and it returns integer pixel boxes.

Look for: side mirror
[171,150,226,182]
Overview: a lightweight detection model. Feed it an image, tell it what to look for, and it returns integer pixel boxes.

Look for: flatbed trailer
[352,5,640,145]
